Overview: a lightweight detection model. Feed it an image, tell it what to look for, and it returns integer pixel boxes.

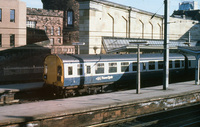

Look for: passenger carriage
[43,53,195,97]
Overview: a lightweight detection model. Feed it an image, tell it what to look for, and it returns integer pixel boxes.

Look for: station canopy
[178,46,200,56]
[178,46,200,85]
[102,37,199,53]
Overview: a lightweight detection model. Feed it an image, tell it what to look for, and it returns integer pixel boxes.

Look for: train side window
[95,63,104,74]
[142,63,146,70]
[121,62,129,72]
[57,66,62,76]
[175,60,180,68]
[149,61,155,70]
[77,64,83,75]
[188,60,191,67]
[57,66,62,81]
[132,62,137,71]
[86,66,91,74]
[181,61,185,67]
[109,63,117,73]
[68,66,73,75]
[169,60,173,68]
[158,61,164,69]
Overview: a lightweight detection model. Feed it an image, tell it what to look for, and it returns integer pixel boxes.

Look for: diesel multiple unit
[43,53,195,97]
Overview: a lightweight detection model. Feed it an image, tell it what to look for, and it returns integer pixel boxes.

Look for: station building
[0,0,26,51]
[26,8,75,54]
[77,0,200,54]
[1,0,200,54]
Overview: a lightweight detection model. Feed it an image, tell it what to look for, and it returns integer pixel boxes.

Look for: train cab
[43,55,64,87]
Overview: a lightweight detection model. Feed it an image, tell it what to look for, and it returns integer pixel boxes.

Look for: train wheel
[61,90,68,98]
[64,92,68,98]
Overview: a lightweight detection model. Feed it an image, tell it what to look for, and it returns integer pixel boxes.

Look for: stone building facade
[26,8,76,54]
[41,0,79,45]
[78,0,164,54]
[38,0,200,54]
[27,8,64,45]
[78,0,200,54]
[0,0,26,51]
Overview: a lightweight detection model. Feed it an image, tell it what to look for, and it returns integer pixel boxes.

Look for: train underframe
[43,82,114,98]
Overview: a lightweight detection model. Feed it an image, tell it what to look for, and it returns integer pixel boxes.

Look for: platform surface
[0,81,200,125]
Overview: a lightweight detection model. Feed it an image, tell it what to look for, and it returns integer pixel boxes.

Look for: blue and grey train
[43,53,195,97]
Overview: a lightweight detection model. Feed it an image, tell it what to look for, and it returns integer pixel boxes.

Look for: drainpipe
[128,7,132,38]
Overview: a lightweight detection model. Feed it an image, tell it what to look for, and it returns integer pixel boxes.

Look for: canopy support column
[195,56,200,85]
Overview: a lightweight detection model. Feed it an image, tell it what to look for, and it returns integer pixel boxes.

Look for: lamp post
[137,44,141,94]
[163,0,170,90]
[72,42,85,54]
[129,41,148,94]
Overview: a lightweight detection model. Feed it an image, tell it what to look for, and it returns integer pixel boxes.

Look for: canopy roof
[103,37,198,53]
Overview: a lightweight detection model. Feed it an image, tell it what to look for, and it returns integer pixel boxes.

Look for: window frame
[169,60,173,68]
[142,62,146,71]
[0,34,2,47]
[95,63,104,74]
[10,34,15,47]
[132,62,137,72]
[67,10,74,26]
[181,60,185,68]
[149,61,155,70]
[158,61,164,70]
[175,60,181,68]
[121,62,129,72]
[86,65,91,74]
[26,21,36,28]
[77,64,83,76]
[188,60,192,68]
[58,27,61,35]
[0,9,2,22]
[68,66,73,76]
[10,9,15,22]
[109,63,117,73]
[51,26,54,35]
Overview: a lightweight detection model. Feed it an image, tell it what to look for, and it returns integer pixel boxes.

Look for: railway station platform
[0,82,43,104]
[0,81,200,127]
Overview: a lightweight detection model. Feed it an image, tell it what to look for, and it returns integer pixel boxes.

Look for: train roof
[56,53,193,63]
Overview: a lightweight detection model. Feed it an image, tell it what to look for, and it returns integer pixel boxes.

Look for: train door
[44,56,57,85]
[85,64,92,84]
[64,64,76,86]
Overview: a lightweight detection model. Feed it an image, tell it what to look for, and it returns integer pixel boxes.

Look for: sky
[21,0,200,15]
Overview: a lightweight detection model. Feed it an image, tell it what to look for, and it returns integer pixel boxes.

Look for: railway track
[89,103,200,127]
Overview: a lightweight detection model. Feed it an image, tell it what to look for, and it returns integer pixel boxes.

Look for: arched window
[67,10,74,26]
[51,26,54,35]
[58,27,61,35]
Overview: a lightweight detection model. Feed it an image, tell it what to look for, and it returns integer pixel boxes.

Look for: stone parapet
[27,8,64,17]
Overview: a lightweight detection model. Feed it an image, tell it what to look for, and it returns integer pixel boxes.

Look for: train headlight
[44,75,47,79]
